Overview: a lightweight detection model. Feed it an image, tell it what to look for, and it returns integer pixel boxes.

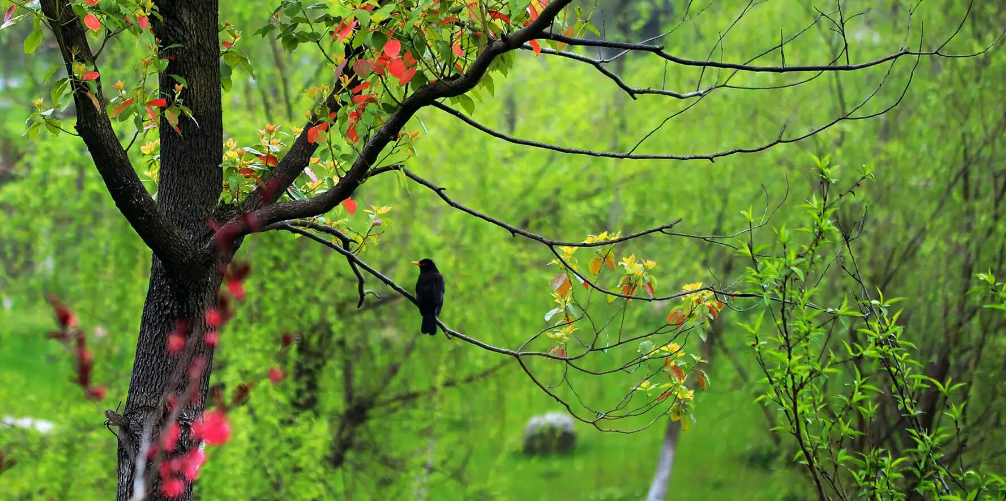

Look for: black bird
[412,258,445,335]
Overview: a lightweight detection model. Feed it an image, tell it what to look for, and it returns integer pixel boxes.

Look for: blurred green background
[2,0,1005,499]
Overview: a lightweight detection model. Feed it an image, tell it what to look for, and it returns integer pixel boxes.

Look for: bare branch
[525,45,712,100]
[540,24,1002,73]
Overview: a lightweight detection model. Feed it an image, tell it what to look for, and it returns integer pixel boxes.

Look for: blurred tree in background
[1,0,1005,500]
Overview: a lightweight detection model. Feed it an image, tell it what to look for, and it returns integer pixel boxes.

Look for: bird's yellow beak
[411,261,420,266]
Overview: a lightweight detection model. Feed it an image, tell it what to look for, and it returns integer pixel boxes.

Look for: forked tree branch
[211,0,577,247]
[39,0,196,271]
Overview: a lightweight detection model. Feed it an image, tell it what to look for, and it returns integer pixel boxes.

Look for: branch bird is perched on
[412,258,444,335]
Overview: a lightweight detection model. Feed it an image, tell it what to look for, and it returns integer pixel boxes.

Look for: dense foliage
[1,0,1005,500]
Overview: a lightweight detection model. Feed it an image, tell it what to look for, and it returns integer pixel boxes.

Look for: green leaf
[25,121,42,140]
[24,28,43,54]
[508,0,522,19]
[44,119,62,136]
[283,1,303,17]
[482,73,495,97]
[220,61,233,91]
[51,78,70,107]
[457,93,475,115]
[354,8,370,28]
[43,64,62,83]
[253,24,277,37]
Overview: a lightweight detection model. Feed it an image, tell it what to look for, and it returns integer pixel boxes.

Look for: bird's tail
[421,314,437,335]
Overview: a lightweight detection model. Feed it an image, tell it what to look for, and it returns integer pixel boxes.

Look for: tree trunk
[116,263,223,501]
[114,0,226,499]
[645,419,682,501]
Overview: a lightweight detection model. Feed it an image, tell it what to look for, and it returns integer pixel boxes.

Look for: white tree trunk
[645,415,682,501]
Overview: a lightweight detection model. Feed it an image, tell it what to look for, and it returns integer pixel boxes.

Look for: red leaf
[137,15,149,29]
[84,13,100,31]
[347,123,359,143]
[205,309,222,327]
[110,97,134,118]
[193,411,231,445]
[162,422,181,452]
[86,91,100,111]
[242,212,262,233]
[488,10,511,23]
[180,448,205,481]
[268,367,284,385]
[167,333,185,354]
[383,38,401,58]
[85,385,106,401]
[644,282,655,298]
[160,477,185,498]
[5,5,16,23]
[667,310,686,327]
[146,98,167,107]
[307,125,321,144]
[352,59,372,77]
[281,333,301,348]
[398,67,416,86]
[351,94,377,105]
[351,81,370,94]
[333,57,348,81]
[707,303,719,319]
[342,198,357,215]
[146,106,157,122]
[226,280,245,301]
[222,40,234,49]
[238,167,255,178]
[452,43,464,58]
[387,59,405,79]
[81,70,99,81]
[49,298,78,328]
[668,363,686,381]
[334,19,357,42]
[529,39,541,55]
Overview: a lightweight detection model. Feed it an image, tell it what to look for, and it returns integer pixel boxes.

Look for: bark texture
[112,1,227,500]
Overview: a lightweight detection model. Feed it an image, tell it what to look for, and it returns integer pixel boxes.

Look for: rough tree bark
[109,1,228,499]
[38,0,229,498]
